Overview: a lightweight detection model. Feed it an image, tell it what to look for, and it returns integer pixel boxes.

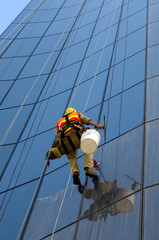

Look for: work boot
[78,184,85,194]
[73,172,81,185]
[84,167,98,179]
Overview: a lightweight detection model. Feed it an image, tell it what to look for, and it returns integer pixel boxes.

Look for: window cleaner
[46,107,103,185]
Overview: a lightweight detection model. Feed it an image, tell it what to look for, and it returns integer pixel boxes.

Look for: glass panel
[129,0,147,15]
[124,50,145,90]
[106,95,121,141]
[0,24,24,39]
[13,10,32,23]
[34,34,65,54]
[0,81,13,102]
[144,186,159,240]
[115,38,126,64]
[0,105,33,145]
[28,9,58,22]
[149,0,159,4]
[145,120,159,186]
[120,82,145,134]
[111,62,124,97]
[148,21,159,47]
[126,27,146,58]
[0,178,38,240]
[147,45,159,79]
[19,52,58,78]
[85,0,103,12]
[146,76,159,121]
[17,22,51,38]
[128,8,146,34]
[2,37,41,57]
[148,3,159,23]
[1,75,48,108]
[0,57,28,81]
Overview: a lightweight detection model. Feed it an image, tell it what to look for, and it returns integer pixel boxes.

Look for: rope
[114,0,129,181]
[69,0,117,108]
[0,0,48,56]
[98,0,126,124]
[0,0,88,220]
[0,0,68,106]
[16,159,49,240]
[0,0,58,87]
[0,0,83,150]
[16,0,87,238]
[83,0,120,113]
[50,171,72,240]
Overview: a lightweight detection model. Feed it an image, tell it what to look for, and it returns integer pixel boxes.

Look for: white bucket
[80,129,101,154]
[111,188,135,213]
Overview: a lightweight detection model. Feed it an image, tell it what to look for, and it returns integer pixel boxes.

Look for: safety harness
[57,111,83,136]
[49,112,84,159]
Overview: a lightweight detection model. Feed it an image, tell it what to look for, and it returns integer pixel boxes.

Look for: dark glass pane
[111,62,123,97]
[106,95,121,141]
[124,51,145,90]
[120,82,145,134]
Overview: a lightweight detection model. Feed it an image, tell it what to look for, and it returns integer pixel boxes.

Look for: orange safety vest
[57,112,83,135]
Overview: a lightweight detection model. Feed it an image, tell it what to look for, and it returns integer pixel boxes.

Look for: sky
[0,0,31,35]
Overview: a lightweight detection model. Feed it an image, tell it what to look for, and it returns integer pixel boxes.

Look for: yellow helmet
[65,107,76,115]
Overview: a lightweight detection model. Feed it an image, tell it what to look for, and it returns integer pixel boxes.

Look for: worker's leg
[66,150,80,175]
[84,153,94,169]
[84,153,98,179]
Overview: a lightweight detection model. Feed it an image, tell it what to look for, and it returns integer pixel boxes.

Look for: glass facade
[0,0,158,239]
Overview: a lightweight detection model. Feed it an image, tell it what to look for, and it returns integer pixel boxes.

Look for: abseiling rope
[83,0,120,113]
[16,1,86,239]
[0,0,89,221]
[0,0,84,150]
[0,0,48,56]
[69,0,117,108]
[51,0,119,240]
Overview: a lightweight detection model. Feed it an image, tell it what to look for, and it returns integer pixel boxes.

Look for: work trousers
[66,150,93,175]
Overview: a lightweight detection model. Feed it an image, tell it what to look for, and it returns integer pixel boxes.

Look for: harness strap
[67,136,76,151]
[61,138,69,154]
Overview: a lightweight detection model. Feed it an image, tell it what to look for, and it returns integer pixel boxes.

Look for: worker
[55,107,103,185]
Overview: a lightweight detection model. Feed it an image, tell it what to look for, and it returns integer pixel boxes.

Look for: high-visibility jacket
[57,111,83,135]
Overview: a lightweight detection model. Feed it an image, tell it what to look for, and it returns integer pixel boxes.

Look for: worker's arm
[87,120,103,129]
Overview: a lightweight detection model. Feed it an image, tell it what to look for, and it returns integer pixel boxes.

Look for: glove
[93,159,100,170]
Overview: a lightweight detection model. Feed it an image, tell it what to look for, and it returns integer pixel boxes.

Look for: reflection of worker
[79,179,137,222]
[48,108,102,185]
